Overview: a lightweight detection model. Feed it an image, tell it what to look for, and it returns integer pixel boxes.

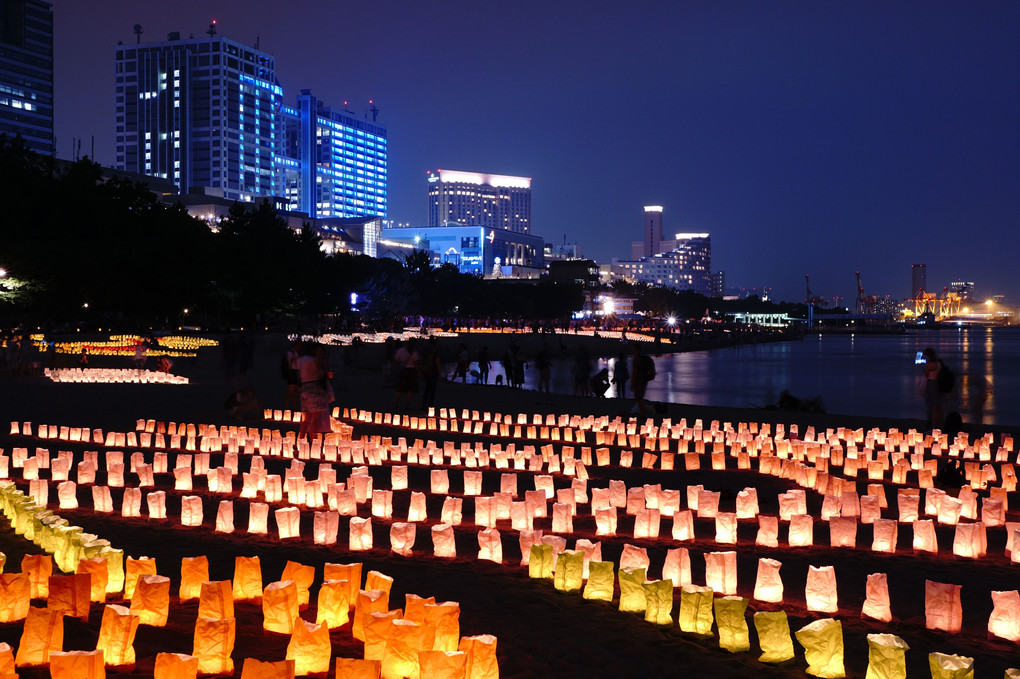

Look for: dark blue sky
[51,1,1020,304]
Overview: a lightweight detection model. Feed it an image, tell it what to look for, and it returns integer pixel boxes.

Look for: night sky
[50,1,1020,304]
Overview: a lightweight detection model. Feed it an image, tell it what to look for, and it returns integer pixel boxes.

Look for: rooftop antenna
[369,100,379,122]
[133,24,143,44]
[206,20,217,37]
[255,32,260,49]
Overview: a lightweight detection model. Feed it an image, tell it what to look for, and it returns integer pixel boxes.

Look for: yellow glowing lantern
[281,561,315,608]
[353,589,390,642]
[795,618,845,678]
[987,590,1020,642]
[861,572,891,623]
[350,517,374,551]
[678,584,714,636]
[458,634,498,679]
[49,650,105,679]
[286,618,331,675]
[48,573,90,620]
[233,556,263,602]
[198,580,233,621]
[239,657,295,679]
[192,617,235,676]
[334,657,381,678]
[925,580,962,633]
[753,611,795,663]
[865,633,909,679]
[179,555,209,602]
[754,557,783,603]
[418,650,467,679]
[131,574,171,627]
[583,561,615,601]
[424,601,460,652]
[715,596,749,652]
[14,606,63,668]
[529,543,553,579]
[618,567,647,613]
[21,553,52,599]
[262,580,299,634]
[928,653,973,679]
[554,549,584,593]
[704,551,737,596]
[643,579,674,625]
[96,604,139,668]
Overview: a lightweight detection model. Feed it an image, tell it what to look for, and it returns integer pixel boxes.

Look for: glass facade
[0,0,53,155]
[427,169,531,234]
[381,225,544,275]
[614,234,712,294]
[115,33,281,202]
[277,91,387,219]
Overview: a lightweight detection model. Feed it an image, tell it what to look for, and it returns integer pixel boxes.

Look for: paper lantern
[678,584,714,636]
[314,580,349,629]
[390,522,417,557]
[198,580,233,621]
[529,543,553,580]
[77,557,109,602]
[952,522,986,558]
[618,567,647,613]
[281,561,315,608]
[14,606,63,667]
[350,517,374,551]
[928,653,974,679]
[458,634,498,679]
[147,491,166,520]
[620,543,650,573]
[57,481,78,509]
[233,556,263,602]
[431,524,456,559]
[789,515,814,547]
[193,617,235,676]
[897,491,920,522]
[828,517,857,548]
[871,519,898,553]
[938,496,962,525]
[912,520,938,553]
[595,507,618,536]
[180,495,203,527]
[697,489,720,518]
[47,573,90,620]
[214,501,234,533]
[554,550,584,593]
[239,658,295,679]
[334,658,381,679]
[131,574,171,626]
[806,565,838,614]
[754,557,783,603]
[477,528,502,563]
[865,633,909,679]
[323,562,362,609]
[92,485,113,512]
[753,611,795,663]
[662,547,691,588]
[179,556,209,602]
[715,596,750,652]
[987,590,1020,642]
[704,551,737,596]
[124,556,157,600]
[981,498,1005,527]
[925,580,962,633]
[313,510,339,546]
[286,618,331,676]
[642,579,674,625]
[861,572,891,623]
[121,487,142,517]
[424,601,461,652]
[735,488,759,518]
[21,553,52,598]
[49,650,105,679]
[757,515,779,548]
[418,650,467,679]
[262,580,299,634]
[247,502,269,535]
[431,469,450,494]
[407,492,428,523]
[96,604,139,668]
[353,589,389,642]
[715,512,737,544]
[274,507,301,540]
[583,561,615,602]
[795,618,844,679]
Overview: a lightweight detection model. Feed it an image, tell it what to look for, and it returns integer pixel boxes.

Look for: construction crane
[855,271,878,315]
[804,274,826,307]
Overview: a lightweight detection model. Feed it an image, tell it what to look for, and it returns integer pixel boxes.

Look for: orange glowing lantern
[49,650,105,679]
[131,574,171,627]
[47,573,90,620]
[96,604,139,668]
[419,650,467,679]
[179,555,209,602]
[353,589,390,642]
[198,580,233,621]
[14,606,63,668]
[77,557,109,602]
[281,561,315,608]
[315,580,350,629]
[21,554,52,599]
[193,617,235,676]
[233,556,262,602]
[424,601,461,652]
[458,634,498,679]
[286,618,331,675]
[323,562,362,608]
[262,580,299,634]
[334,658,381,678]
[925,580,962,633]
[124,556,157,601]
[238,657,294,678]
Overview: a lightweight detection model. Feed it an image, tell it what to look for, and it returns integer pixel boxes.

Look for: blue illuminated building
[0,0,53,155]
[380,225,544,276]
[277,90,387,219]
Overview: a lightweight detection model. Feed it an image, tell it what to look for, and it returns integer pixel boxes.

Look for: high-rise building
[426,169,531,234]
[613,233,712,294]
[911,263,927,298]
[115,30,281,202]
[277,89,387,219]
[643,205,663,257]
[0,0,53,155]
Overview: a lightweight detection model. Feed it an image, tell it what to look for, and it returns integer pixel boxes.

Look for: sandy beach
[0,330,1017,678]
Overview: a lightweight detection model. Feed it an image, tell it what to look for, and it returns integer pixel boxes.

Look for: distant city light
[643,205,663,213]
[667,315,677,326]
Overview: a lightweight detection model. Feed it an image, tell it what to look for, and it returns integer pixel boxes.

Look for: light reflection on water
[484,327,1020,426]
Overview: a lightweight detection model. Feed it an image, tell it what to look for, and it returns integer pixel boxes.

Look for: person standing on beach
[419,337,440,411]
[394,339,420,409]
[478,346,491,384]
[630,343,655,415]
[917,347,944,429]
[612,351,629,398]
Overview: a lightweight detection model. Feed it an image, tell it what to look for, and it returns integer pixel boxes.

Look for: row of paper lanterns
[43,368,189,385]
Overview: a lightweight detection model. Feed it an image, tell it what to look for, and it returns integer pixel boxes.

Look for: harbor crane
[855,271,878,315]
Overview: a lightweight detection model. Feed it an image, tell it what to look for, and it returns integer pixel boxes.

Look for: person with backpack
[630,342,656,416]
[917,346,948,430]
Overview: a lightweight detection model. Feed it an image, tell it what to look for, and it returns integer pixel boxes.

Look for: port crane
[854,271,878,315]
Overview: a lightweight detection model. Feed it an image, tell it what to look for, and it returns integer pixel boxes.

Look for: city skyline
[48,1,1020,303]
